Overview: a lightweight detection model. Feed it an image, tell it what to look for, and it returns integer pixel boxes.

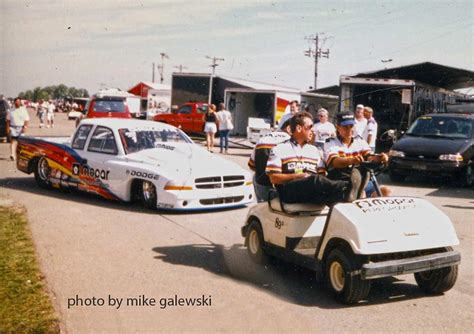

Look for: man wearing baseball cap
[323,112,389,198]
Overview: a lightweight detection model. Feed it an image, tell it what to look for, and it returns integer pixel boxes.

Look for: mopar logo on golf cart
[355,198,416,213]
[126,170,160,180]
[72,163,110,180]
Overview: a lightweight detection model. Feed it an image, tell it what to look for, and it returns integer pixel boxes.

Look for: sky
[1,0,473,97]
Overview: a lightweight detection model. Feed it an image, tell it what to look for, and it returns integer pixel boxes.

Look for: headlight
[439,153,463,161]
[164,180,193,190]
[388,150,405,158]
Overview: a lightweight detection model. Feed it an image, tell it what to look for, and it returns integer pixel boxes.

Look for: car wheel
[414,247,458,294]
[246,220,268,264]
[325,248,371,304]
[389,169,406,183]
[458,165,474,187]
[34,157,52,189]
[140,180,157,209]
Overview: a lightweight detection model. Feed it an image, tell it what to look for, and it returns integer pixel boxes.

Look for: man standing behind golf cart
[266,112,358,205]
[324,112,390,198]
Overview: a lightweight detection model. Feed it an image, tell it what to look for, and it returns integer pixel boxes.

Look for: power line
[206,55,224,75]
[304,33,330,89]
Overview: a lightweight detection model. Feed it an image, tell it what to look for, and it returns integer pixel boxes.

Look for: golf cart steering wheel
[360,156,387,175]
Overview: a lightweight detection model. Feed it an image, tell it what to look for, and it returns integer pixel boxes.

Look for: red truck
[153,102,209,134]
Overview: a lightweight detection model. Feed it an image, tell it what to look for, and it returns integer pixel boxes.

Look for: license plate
[413,164,427,170]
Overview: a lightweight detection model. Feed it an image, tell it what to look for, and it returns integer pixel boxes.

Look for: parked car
[388,113,474,186]
[84,89,133,119]
[0,98,9,140]
[16,118,254,211]
[153,102,209,134]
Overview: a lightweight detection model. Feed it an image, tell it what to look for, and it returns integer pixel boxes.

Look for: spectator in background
[277,100,300,130]
[362,106,378,151]
[203,104,218,152]
[37,100,46,128]
[6,98,30,161]
[46,100,55,128]
[216,103,233,154]
[312,108,336,148]
[353,104,367,138]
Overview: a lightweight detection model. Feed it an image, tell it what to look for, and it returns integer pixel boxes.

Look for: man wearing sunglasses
[266,112,359,205]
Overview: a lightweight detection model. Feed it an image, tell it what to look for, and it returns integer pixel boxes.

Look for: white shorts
[47,113,55,121]
[204,122,217,133]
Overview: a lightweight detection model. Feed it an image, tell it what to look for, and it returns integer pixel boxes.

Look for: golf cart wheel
[325,248,371,304]
[389,169,406,183]
[414,247,458,294]
[246,220,268,264]
[140,180,157,209]
[34,157,52,189]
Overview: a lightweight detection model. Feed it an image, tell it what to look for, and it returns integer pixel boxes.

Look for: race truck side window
[72,124,93,150]
[87,126,118,155]
[177,105,192,114]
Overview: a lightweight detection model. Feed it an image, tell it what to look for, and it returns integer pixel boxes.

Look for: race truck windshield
[93,98,126,113]
[406,116,472,139]
[118,128,193,154]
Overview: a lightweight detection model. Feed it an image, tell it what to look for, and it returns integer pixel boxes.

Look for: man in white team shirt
[353,104,367,139]
[277,100,299,130]
[266,112,359,205]
[6,98,30,161]
[362,106,378,151]
[312,108,336,148]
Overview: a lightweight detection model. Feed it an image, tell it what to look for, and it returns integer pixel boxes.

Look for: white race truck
[241,163,460,303]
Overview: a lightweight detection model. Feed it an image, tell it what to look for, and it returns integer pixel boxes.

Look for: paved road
[0,111,472,333]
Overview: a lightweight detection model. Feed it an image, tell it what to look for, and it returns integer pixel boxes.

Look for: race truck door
[80,125,121,199]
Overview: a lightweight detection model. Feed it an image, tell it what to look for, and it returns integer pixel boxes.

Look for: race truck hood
[124,143,250,181]
[321,197,459,255]
[393,135,468,156]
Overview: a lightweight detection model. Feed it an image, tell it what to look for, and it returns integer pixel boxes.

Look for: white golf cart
[241,162,460,304]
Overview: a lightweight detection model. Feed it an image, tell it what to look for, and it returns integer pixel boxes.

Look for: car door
[175,105,193,132]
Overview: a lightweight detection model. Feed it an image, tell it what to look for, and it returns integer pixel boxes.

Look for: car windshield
[406,116,472,139]
[118,127,193,154]
[93,98,125,113]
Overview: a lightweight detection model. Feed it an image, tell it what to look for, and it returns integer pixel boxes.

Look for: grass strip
[0,205,59,333]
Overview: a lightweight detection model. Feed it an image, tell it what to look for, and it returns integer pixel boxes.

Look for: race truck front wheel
[246,220,268,264]
[415,247,458,294]
[326,248,371,304]
[140,180,157,209]
[34,157,52,189]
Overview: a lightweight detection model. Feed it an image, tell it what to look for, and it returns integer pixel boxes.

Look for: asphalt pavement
[0,110,472,333]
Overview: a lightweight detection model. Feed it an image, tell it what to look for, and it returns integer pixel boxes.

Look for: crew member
[266,112,358,205]
[6,98,30,161]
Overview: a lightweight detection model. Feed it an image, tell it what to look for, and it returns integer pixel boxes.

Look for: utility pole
[152,62,155,83]
[206,55,224,75]
[157,52,169,84]
[305,33,330,90]
[173,64,188,73]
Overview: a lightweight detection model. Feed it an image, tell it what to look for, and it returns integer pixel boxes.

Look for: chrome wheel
[140,180,157,209]
[38,158,50,181]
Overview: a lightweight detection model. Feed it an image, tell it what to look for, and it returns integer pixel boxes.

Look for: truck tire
[458,165,473,187]
[325,248,371,304]
[414,247,458,294]
[34,157,52,189]
[139,180,157,209]
[246,220,268,264]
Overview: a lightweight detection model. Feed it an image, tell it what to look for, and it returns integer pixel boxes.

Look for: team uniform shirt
[354,118,367,138]
[324,135,372,173]
[248,131,290,186]
[7,106,30,127]
[362,117,378,148]
[313,121,336,143]
[266,139,326,176]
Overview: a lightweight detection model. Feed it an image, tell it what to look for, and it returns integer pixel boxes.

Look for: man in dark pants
[266,112,358,205]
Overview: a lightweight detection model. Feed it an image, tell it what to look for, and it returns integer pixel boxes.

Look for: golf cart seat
[268,190,327,215]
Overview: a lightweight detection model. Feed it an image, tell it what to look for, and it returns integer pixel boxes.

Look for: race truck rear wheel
[415,247,458,294]
[326,248,371,304]
[140,180,157,209]
[34,157,52,189]
[246,220,268,264]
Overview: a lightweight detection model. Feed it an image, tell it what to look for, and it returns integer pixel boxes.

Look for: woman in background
[203,104,217,152]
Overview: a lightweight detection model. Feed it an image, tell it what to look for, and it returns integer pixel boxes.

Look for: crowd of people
[249,102,390,204]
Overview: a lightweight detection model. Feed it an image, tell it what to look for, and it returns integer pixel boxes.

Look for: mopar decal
[275,217,284,229]
[72,163,110,180]
[356,198,416,213]
[126,170,159,180]
[155,143,175,151]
